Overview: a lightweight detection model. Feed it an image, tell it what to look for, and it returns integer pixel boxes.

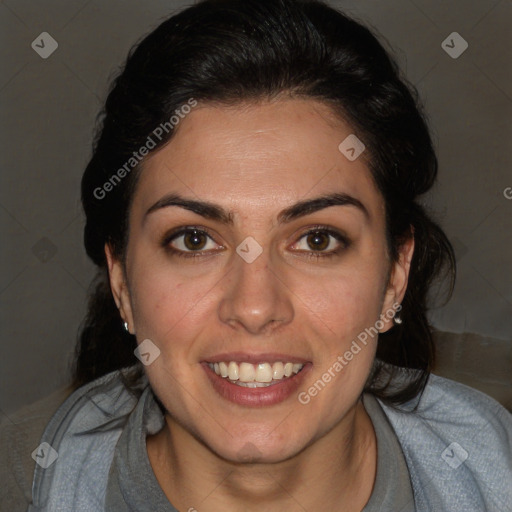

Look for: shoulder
[423,372,511,417]
[1,367,145,511]
[29,367,146,510]
[381,370,512,455]
[0,386,73,511]
[378,366,512,430]
[410,373,512,442]
[377,371,512,510]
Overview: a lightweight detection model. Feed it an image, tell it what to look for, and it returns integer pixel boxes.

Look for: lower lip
[202,362,312,407]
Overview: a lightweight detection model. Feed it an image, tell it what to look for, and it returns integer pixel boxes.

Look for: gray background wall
[1,0,511,417]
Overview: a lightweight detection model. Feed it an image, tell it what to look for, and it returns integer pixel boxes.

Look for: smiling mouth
[206,361,305,387]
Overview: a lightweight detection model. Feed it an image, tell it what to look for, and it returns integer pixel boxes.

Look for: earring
[123,322,129,332]
[394,315,403,325]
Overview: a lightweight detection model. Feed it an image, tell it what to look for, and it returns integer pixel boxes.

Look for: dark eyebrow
[277,193,369,223]
[145,192,369,225]
[145,194,234,225]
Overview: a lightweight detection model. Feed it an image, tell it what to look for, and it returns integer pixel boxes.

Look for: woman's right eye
[164,228,223,257]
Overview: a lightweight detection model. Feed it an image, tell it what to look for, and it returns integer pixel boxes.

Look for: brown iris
[183,229,208,250]
[306,231,330,251]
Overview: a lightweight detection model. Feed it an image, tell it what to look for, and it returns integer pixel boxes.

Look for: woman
[3,0,511,510]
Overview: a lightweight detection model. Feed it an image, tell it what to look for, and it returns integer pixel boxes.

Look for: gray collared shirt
[105,388,415,511]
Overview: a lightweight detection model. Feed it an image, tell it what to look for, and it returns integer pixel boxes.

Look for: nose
[218,247,294,335]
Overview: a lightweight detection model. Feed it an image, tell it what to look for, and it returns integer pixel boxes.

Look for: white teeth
[255,363,273,383]
[292,363,302,374]
[239,362,256,382]
[236,381,274,388]
[228,361,239,380]
[219,361,229,377]
[208,360,304,383]
[273,361,284,379]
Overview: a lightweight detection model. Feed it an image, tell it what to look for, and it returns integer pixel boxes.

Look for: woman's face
[108,98,412,463]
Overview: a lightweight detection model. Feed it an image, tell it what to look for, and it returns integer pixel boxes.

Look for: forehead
[134,99,383,221]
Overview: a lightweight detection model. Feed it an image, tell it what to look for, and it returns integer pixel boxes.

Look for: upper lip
[202,352,311,364]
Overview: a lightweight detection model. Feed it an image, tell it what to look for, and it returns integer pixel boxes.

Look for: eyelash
[162,226,218,260]
[162,225,350,260]
[295,226,350,260]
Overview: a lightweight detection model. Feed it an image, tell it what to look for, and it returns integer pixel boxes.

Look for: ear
[379,233,415,333]
[105,243,135,335]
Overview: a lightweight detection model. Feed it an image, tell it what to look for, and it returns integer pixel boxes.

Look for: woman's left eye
[290,228,348,256]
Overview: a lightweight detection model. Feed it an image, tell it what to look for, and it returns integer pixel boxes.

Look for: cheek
[290,272,384,415]
[291,263,387,343]
[128,259,221,355]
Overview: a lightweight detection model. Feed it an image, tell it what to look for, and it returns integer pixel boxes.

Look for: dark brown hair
[74,0,455,406]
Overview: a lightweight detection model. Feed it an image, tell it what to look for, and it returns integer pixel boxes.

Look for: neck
[147,398,377,512]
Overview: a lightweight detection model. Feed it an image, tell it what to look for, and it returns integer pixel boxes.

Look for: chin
[208,433,307,465]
